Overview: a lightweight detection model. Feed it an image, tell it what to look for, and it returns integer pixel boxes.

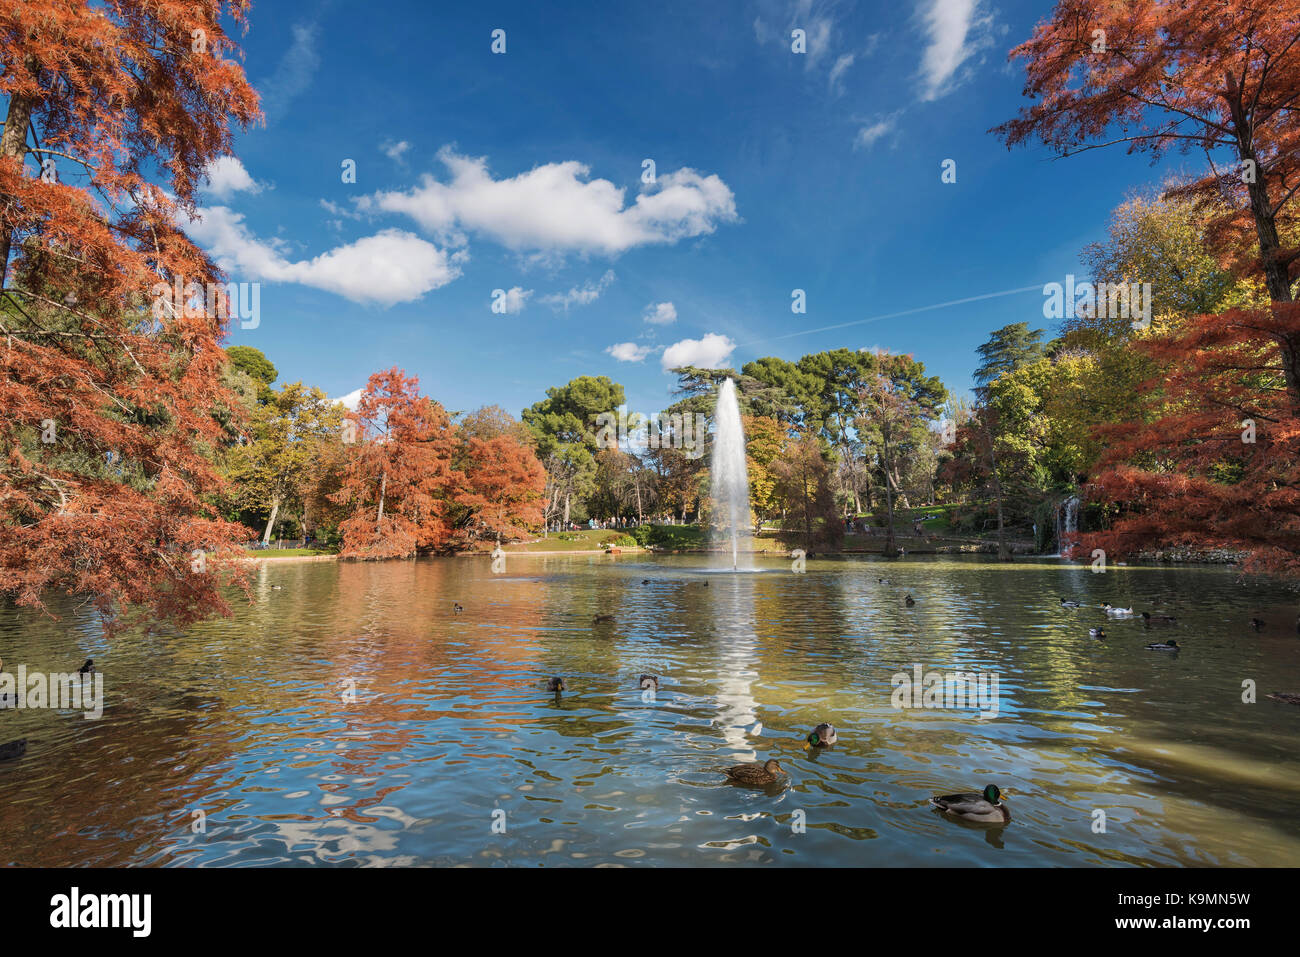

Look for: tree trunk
[987,441,1011,562]
[0,58,39,288]
[262,497,281,544]
[881,441,897,556]
[377,471,387,523]
[882,477,896,556]
[802,473,814,551]
[1225,70,1300,400]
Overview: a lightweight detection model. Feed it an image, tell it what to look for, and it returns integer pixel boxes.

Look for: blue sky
[200,0,1192,418]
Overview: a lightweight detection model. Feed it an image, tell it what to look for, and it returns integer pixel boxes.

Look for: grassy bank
[240,548,336,558]
[500,530,642,552]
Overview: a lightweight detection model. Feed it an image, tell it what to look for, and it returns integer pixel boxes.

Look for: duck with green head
[930,784,1010,824]
[1145,639,1179,651]
[805,723,837,748]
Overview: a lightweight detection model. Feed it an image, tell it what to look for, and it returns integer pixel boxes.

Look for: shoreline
[235,547,1247,569]
[239,553,339,564]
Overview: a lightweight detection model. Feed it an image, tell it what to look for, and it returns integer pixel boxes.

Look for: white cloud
[801,15,834,67]
[643,301,677,325]
[755,1,837,69]
[334,388,363,411]
[918,0,994,101]
[201,156,262,200]
[661,333,735,371]
[494,286,532,314]
[854,115,897,151]
[828,53,856,93]
[606,342,655,362]
[257,22,321,121]
[358,148,738,256]
[540,269,616,310]
[320,198,362,221]
[188,206,461,306]
[381,139,412,162]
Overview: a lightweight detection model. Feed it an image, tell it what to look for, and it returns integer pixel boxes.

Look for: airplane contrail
[737,283,1047,347]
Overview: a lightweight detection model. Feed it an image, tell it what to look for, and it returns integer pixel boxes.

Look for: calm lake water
[1,554,1298,867]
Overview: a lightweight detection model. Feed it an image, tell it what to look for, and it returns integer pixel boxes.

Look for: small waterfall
[710,379,752,570]
[1054,495,1081,557]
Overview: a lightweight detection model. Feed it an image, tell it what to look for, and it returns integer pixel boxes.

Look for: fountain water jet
[710,379,752,570]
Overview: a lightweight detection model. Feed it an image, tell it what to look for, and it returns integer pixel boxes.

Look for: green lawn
[504,530,635,551]
[640,524,705,549]
[504,524,705,551]
[242,548,336,557]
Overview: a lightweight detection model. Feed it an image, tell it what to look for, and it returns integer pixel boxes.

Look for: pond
[1,554,1297,866]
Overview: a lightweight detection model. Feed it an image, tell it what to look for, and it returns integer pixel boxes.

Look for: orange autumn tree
[0,1,260,630]
[450,407,545,545]
[453,435,545,544]
[332,368,460,559]
[997,0,1300,574]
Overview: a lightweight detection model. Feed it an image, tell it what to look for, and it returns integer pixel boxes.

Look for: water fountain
[710,379,752,570]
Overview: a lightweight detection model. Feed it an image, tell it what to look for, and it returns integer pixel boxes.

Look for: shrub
[641,524,705,549]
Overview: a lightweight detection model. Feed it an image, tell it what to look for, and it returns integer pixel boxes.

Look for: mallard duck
[1141,612,1176,624]
[877,577,891,584]
[78,658,94,675]
[1103,604,1133,616]
[546,676,566,692]
[806,723,837,747]
[1145,639,1179,651]
[0,739,26,761]
[904,595,916,607]
[1267,692,1300,705]
[638,674,659,691]
[930,784,1010,824]
[1089,627,1106,639]
[1251,618,1266,631]
[641,579,651,584]
[722,759,785,787]
[1059,598,1083,608]
[593,614,615,625]
[270,584,283,590]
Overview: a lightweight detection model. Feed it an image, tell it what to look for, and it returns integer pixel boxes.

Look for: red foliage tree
[998,1,1300,574]
[1082,303,1300,574]
[332,368,460,559]
[0,1,260,631]
[453,434,546,545]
